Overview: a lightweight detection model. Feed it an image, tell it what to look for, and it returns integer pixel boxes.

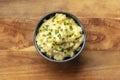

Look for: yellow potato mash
[36,13,84,60]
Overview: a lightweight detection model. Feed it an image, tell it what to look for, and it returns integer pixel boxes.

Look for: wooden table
[0,0,120,80]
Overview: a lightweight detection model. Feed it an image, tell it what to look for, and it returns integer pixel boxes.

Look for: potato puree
[36,13,84,60]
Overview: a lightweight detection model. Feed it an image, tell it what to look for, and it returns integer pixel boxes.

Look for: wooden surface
[0,0,120,80]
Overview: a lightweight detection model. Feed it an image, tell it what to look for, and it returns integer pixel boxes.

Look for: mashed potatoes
[36,13,84,60]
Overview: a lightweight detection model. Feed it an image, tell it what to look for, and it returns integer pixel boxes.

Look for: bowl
[34,11,86,62]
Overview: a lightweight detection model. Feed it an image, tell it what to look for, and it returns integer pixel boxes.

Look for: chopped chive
[61,49,64,52]
[68,33,74,37]
[62,38,65,40]
[48,32,51,35]
[64,51,67,54]
[55,30,57,34]
[71,33,74,36]
[67,23,69,25]
[68,35,71,37]
[39,30,41,32]
[52,42,55,45]
[53,16,56,19]
[65,28,67,31]
[48,36,51,38]
[57,46,63,52]
[52,16,56,22]
[58,26,61,29]
[43,43,45,45]
[55,30,59,34]
[64,22,66,25]
[60,29,63,31]
[46,25,49,27]
[43,34,46,36]
[50,29,52,31]
[58,34,61,39]
[70,26,73,30]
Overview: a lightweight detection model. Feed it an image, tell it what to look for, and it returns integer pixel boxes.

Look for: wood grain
[0,51,120,80]
[0,18,120,80]
[0,0,120,80]
[0,0,120,18]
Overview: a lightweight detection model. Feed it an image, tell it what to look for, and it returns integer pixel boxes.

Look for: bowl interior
[34,12,86,62]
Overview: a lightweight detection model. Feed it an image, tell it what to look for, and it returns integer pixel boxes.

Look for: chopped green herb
[68,33,74,37]
[52,42,55,45]
[58,26,61,29]
[43,34,46,36]
[55,30,59,34]
[60,29,63,31]
[67,23,69,25]
[48,32,51,35]
[64,22,66,25]
[52,16,56,22]
[48,36,51,38]
[62,38,65,40]
[46,25,49,27]
[53,37,56,39]
[57,46,63,52]
[60,49,64,52]
[43,25,49,31]
[64,51,67,54]
[50,29,52,31]
[57,21,59,23]
[58,34,61,39]
[39,29,41,32]
[64,50,67,54]
[38,45,43,49]
[65,28,67,31]
[67,34,71,37]
[70,26,73,30]
[71,33,74,36]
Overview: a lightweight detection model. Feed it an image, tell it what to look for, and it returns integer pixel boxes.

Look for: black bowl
[34,11,86,62]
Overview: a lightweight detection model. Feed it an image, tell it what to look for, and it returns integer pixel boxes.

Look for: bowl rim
[34,11,86,62]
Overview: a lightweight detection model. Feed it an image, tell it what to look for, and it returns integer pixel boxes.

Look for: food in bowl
[36,13,84,61]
